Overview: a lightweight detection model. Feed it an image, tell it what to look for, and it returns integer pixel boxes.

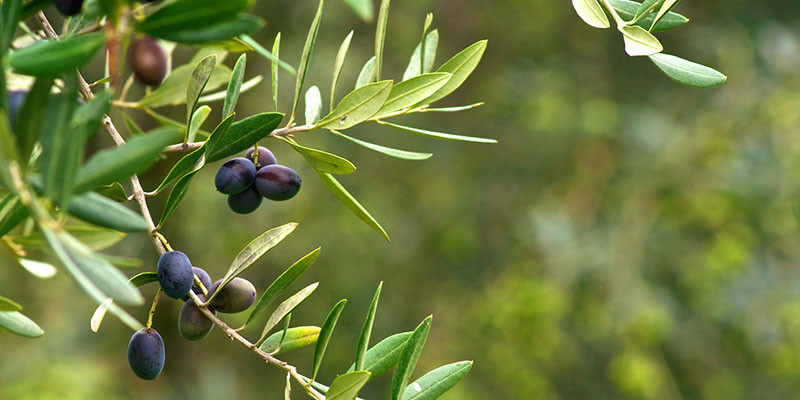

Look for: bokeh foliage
[3,0,800,399]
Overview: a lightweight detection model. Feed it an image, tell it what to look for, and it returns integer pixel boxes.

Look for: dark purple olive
[227,186,262,214]
[54,0,84,16]
[127,328,165,380]
[129,37,167,86]
[245,146,278,169]
[254,164,301,201]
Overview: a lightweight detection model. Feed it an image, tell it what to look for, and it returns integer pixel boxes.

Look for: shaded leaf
[391,316,433,400]
[211,222,298,305]
[74,127,182,193]
[347,332,413,378]
[355,56,376,89]
[403,29,439,81]
[0,296,22,312]
[331,31,354,110]
[374,0,391,80]
[0,195,29,237]
[135,57,232,108]
[376,73,451,115]
[259,326,320,354]
[355,282,382,371]
[150,14,264,44]
[205,112,283,163]
[0,310,43,338]
[271,33,281,111]
[9,33,105,76]
[15,77,53,160]
[224,54,247,118]
[158,170,197,228]
[649,53,727,88]
[257,282,319,345]
[187,105,211,143]
[94,182,128,202]
[415,40,487,106]
[400,361,473,400]
[186,55,216,129]
[152,145,206,195]
[10,225,126,252]
[378,121,496,143]
[135,0,249,36]
[91,272,158,332]
[314,170,389,241]
[327,371,371,400]
[313,299,347,380]
[245,247,320,328]
[68,192,149,232]
[331,130,432,160]
[650,0,681,30]
[40,75,80,207]
[281,138,356,175]
[572,0,611,29]
[317,80,392,130]
[608,0,688,31]
[291,0,324,122]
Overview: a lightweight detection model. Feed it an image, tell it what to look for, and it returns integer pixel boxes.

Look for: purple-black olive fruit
[127,328,165,380]
[129,37,167,86]
[245,146,278,169]
[254,164,301,201]
[215,157,256,195]
[157,251,194,299]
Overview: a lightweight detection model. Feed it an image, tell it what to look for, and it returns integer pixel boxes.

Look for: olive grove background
[3,0,800,398]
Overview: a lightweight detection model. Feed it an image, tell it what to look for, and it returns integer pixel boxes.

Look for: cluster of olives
[127,251,257,380]
[215,146,302,214]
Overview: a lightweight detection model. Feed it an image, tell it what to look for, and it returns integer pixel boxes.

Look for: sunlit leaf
[0,296,22,312]
[355,282,382,371]
[259,326,320,354]
[330,130,432,161]
[414,40,487,106]
[571,0,610,29]
[347,332,413,378]
[327,371,371,400]
[223,54,247,118]
[374,0,391,80]
[205,112,283,163]
[305,85,323,125]
[0,310,43,338]
[391,316,432,400]
[649,53,727,88]
[331,31,354,110]
[313,299,347,380]
[291,0,324,122]
[400,361,473,400]
[17,258,57,279]
[403,29,439,81]
[257,282,319,345]
[378,121,496,143]
[376,73,451,115]
[317,80,392,130]
[621,25,663,56]
[355,56,376,89]
[281,137,356,175]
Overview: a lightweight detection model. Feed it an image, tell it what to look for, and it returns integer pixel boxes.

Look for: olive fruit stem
[193,275,209,297]
[154,232,173,252]
[146,290,162,328]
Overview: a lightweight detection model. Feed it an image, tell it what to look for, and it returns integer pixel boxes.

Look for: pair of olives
[215,147,302,214]
[127,251,257,380]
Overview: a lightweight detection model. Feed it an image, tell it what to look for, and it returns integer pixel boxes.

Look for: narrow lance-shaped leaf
[315,170,389,241]
[239,33,296,76]
[313,299,347,380]
[403,29,439,81]
[158,170,198,228]
[607,0,688,32]
[209,222,299,305]
[316,80,392,130]
[205,112,283,163]
[378,121,496,144]
[134,55,233,108]
[0,310,43,338]
[649,53,727,88]
[415,39,487,106]
[347,332,413,378]
[422,102,484,113]
[9,225,126,252]
[418,14,433,78]
[9,33,106,76]
[621,25,663,57]
[187,105,211,143]
[186,55,216,132]
[305,85,323,125]
[650,0,681,30]
[135,0,249,35]
[15,76,53,160]
[280,137,355,175]
[355,56,376,89]
[572,0,610,29]
[330,130,432,161]
[327,371,371,400]
[152,144,206,195]
[0,296,22,312]
[376,73,452,115]
[68,191,149,232]
[271,33,281,111]
[73,127,182,193]
[291,0,324,123]
[17,258,57,279]
[223,53,246,118]
[40,75,80,207]
[343,0,373,21]
[257,282,319,345]
[0,194,29,237]
[391,315,433,400]
[91,272,159,333]
[331,31,354,110]
[244,247,320,328]
[151,14,264,44]
[355,282,382,371]
[632,0,663,24]
[1,0,22,55]
[259,326,321,354]
[374,0,391,80]
[400,361,473,400]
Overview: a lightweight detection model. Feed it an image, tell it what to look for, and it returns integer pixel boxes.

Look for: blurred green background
[5,0,800,398]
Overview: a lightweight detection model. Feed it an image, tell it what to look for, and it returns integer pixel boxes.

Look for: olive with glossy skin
[127,328,165,380]
[254,164,301,201]
[245,146,278,169]
[182,267,212,300]
[178,296,214,341]
[227,186,262,214]
[129,37,167,86]
[208,278,257,313]
[157,251,194,299]
[54,0,84,16]
[215,157,256,194]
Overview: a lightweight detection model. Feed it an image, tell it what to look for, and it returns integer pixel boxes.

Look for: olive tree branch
[187,291,325,400]
[36,12,328,397]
